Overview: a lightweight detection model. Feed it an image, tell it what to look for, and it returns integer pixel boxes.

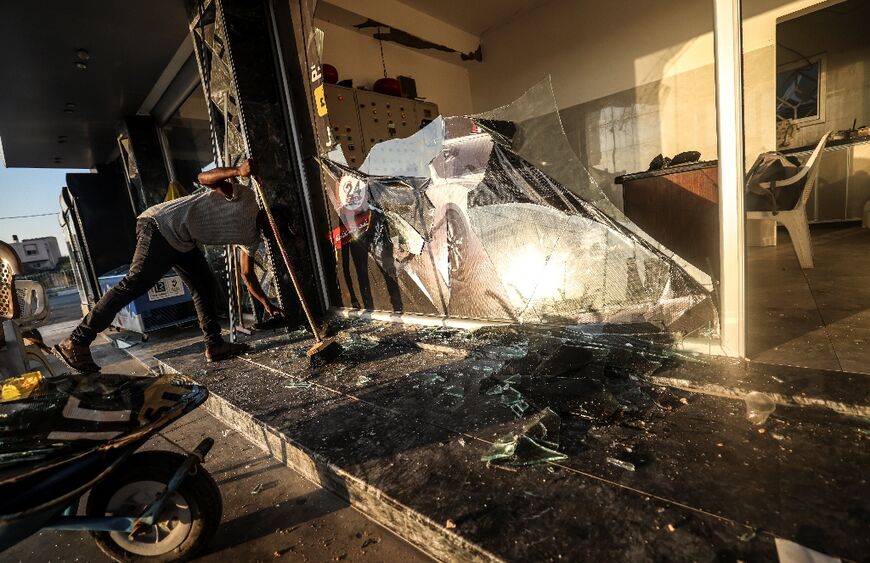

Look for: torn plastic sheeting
[481,407,567,467]
[359,115,445,178]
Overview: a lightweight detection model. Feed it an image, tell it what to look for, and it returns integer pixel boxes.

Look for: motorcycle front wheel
[86,450,222,562]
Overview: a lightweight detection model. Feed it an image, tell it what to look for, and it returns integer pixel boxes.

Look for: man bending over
[54,159,282,373]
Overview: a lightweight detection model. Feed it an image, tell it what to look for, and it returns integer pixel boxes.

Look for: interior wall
[468,0,719,204]
[316,19,473,117]
[465,0,834,205]
[775,0,870,148]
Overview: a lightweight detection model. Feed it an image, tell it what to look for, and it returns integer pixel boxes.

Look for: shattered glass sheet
[472,79,713,289]
[473,80,608,211]
[0,373,205,475]
[319,84,717,334]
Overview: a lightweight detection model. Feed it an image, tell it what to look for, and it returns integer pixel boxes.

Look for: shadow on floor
[204,488,348,554]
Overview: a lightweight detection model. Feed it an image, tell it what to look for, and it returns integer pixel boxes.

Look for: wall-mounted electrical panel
[323,85,367,167]
[324,84,439,168]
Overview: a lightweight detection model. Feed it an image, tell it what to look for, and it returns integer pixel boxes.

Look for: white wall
[469,0,716,114]
[316,19,474,117]
[468,0,719,185]
[465,0,835,177]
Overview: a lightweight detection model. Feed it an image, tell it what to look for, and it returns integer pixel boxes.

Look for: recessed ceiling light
[76,49,90,61]
[75,61,88,70]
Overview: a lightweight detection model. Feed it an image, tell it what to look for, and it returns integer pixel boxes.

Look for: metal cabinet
[323,85,366,167]
[323,84,439,169]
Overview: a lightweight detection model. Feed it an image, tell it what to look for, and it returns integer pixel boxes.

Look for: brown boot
[53,338,101,373]
[205,340,250,363]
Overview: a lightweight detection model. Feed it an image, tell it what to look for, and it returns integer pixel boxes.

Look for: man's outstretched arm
[239,250,283,318]
[197,159,255,186]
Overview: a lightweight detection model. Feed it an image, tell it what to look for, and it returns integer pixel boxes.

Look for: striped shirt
[140,182,261,255]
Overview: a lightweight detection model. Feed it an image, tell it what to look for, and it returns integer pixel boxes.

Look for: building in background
[9,234,61,272]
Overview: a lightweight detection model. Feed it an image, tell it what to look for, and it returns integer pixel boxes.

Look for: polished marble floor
[747,224,870,373]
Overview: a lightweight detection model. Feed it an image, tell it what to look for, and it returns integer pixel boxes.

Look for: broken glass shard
[606,457,636,472]
[284,381,313,390]
[744,392,776,425]
[482,379,532,418]
[481,407,567,466]
[510,400,530,418]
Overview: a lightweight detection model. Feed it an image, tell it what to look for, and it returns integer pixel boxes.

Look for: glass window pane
[776,61,820,121]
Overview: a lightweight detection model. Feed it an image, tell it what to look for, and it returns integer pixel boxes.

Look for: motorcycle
[0,370,221,562]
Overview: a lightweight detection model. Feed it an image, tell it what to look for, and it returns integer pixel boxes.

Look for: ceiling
[0,0,189,169]
[395,0,552,35]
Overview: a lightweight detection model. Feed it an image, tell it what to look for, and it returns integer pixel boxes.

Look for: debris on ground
[605,457,636,471]
[744,391,776,425]
[481,407,567,466]
[285,380,313,389]
[361,536,381,549]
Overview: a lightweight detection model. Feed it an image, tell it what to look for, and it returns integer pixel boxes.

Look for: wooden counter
[616,161,720,279]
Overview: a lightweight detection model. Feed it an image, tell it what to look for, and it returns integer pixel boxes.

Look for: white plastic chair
[747,132,830,269]
[0,240,55,377]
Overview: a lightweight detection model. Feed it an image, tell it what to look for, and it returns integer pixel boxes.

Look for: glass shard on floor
[482,407,568,466]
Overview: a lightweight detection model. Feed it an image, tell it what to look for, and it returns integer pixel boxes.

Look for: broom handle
[251,176,323,342]
[233,246,246,330]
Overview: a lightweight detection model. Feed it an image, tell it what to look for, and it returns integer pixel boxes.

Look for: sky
[0,166,88,256]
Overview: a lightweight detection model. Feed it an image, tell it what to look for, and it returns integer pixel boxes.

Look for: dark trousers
[71,219,223,347]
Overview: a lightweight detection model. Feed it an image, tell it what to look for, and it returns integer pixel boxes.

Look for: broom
[250,176,341,366]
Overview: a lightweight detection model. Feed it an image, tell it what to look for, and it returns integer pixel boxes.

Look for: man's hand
[236,159,257,178]
[239,250,285,319]
[265,302,283,318]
